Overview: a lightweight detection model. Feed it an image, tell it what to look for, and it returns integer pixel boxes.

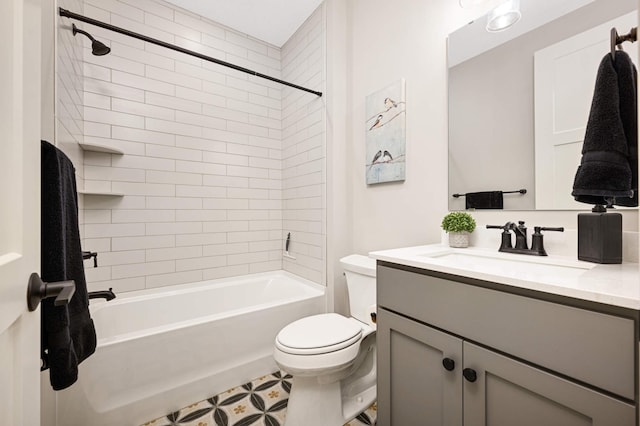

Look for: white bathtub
[55,271,326,426]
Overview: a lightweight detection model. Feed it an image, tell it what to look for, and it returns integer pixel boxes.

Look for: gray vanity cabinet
[376,263,637,426]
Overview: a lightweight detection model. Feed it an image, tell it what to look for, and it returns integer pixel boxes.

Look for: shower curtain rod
[58,7,323,97]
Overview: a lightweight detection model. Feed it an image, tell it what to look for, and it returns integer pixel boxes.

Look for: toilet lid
[276,313,363,355]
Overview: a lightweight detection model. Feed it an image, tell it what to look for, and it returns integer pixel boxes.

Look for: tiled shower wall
[281,7,326,284]
[77,0,325,293]
[56,0,85,205]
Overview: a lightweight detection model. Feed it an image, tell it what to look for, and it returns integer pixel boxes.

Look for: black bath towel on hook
[41,140,96,390]
[572,50,638,206]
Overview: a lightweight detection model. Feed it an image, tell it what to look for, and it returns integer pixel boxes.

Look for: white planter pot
[448,231,470,248]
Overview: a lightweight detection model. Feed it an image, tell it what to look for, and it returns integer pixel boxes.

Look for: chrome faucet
[486,221,564,256]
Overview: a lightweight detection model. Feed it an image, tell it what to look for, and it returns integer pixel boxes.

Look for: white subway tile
[227,231,270,243]
[202,104,249,124]
[203,265,249,281]
[202,242,248,256]
[84,165,146,182]
[202,81,248,101]
[202,175,248,188]
[249,240,282,252]
[146,92,202,114]
[83,63,111,82]
[175,111,226,131]
[111,182,175,196]
[225,31,268,55]
[250,261,282,274]
[146,246,202,262]
[146,117,202,138]
[112,70,175,96]
[84,195,147,210]
[85,51,145,76]
[83,151,111,167]
[112,235,175,251]
[146,65,202,90]
[82,238,111,253]
[112,154,175,172]
[176,160,225,176]
[249,220,281,231]
[146,170,202,186]
[84,107,145,129]
[227,210,268,221]
[227,121,269,138]
[112,209,175,223]
[202,128,249,145]
[146,144,202,162]
[175,135,226,153]
[227,165,269,179]
[146,196,202,210]
[226,75,269,97]
[83,92,111,110]
[202,151,248,166]
[175,86,225,107]
[227,188,269,199]
[146,222,202,236]
[111,14,174,44]
[84,266,111,283]
[176,233,226,247]
[202,221,248,233]
[87,277,145,293]
[202,198,249,210]
[84,223,145,238]
[227,251,269,266]
[176,255,226,272]
[145,13,201,43]
[119,0,174,20]
[110,41,175,71]
[146,270,203,288]
[85,78,145,102]
[84,209,111,224]
[112,126,175,147]
[226,144,269,158]
[175,210,226,222]
[176,185,226,198]
[112,261,175,280]
[227,98,269,117]
[175,61,225,85]
[98,250,146,266]
[112,98,175,121]
[174,11,225,39]
[84,121,111,138]
[85,0,144,22]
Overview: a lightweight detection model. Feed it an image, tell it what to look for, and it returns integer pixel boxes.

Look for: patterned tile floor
[141,371,377,426]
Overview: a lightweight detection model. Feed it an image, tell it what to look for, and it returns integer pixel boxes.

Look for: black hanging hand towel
[465,191,504,209]
[572,50,637,206]
[41,141,96,390]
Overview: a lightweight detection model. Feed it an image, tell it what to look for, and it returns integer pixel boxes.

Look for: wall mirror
[448,0,637,211]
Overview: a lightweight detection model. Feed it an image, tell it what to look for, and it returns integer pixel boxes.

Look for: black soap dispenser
[577,204,622,264]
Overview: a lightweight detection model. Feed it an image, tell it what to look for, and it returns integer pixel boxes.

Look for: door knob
[463,368,478,382]
[27,273,76,311]
[442,358,456,371]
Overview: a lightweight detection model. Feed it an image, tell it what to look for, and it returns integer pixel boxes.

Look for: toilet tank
[340,254,377,327]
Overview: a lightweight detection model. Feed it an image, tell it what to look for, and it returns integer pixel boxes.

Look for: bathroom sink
[417,249,595,280]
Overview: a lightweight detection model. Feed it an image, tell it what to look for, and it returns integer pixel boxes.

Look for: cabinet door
[377,309,463,426]
[463,342,635,426]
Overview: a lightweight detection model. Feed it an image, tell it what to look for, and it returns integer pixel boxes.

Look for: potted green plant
[441,212,476,248]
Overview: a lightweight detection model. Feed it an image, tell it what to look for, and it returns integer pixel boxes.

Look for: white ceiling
[164,0,324,47]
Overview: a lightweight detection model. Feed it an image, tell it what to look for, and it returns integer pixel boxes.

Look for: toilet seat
[275,313,363,355]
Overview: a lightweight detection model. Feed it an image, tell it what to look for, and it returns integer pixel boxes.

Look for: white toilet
[273,254,377,426]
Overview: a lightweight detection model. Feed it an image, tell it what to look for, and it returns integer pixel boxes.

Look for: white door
[0,0,42,424]
[534,11,637,210]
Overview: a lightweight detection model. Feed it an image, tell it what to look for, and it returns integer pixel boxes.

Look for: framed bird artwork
[365,79,406,184]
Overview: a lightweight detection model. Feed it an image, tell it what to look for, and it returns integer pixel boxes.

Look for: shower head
[72,23,111,56]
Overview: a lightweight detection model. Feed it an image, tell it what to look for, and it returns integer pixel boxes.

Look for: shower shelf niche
[78,141,124,155]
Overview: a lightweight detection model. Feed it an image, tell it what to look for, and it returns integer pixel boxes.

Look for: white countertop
[369,244,640,310]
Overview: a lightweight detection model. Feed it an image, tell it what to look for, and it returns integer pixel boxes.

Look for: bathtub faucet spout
[88,287,116,301]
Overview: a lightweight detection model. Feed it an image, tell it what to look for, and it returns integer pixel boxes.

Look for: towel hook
[611,27,638,61]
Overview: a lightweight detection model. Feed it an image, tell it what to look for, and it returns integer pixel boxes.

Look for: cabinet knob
[442,358,455,371]
[463,368,477,382]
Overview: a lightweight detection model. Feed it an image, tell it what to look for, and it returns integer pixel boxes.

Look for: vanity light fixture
[486,0,522,32]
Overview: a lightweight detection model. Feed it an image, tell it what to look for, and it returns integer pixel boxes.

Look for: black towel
[465,191,503,209]
[41,141,96,390]
[572,50,637,206]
